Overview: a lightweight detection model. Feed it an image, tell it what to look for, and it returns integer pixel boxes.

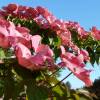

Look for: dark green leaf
[4,70,15,100]
[0,80,4,97]
[13,64,41,79]
[86,47,95,66]
[26,81,48,100]
[53,36,61,47]
[54,47,61,60]
[12,82,25,100]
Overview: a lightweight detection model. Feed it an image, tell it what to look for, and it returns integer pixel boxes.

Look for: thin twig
[51,72,72,88]
[49,67,62,76]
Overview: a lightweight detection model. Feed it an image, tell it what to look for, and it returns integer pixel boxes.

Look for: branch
[51,72,72,88]
[49,67,62,76]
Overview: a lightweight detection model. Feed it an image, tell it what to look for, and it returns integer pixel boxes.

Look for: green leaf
[53,47,61,60]
[86,47,95,66]
[3,68,25,100]
[72,93,80,100]
[53,36,61,47]
[13,64,41,79]
[0,80,4,97]
[95,54,100,65]
[3,70,15,100]
[42,36,50,45]
[95,46,100,65]
[12,82,25,100]
[0,48,5,59]
[52,91,62,100]
[71,30,82,48]
[52,86,64,96]
[26,80,48,100]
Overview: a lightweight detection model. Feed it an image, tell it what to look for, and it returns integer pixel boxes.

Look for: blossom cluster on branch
[0,4,100,87]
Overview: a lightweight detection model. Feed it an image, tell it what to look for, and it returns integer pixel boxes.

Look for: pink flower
[15,26,32,48]
[35,44,55,69]
[0,18,32,48]
[80,50,90,61]
[31,35,41,52]
[57,30,71,46]
[0,19,10,48]
[16,26,30,35]
[60,52,92,86]
[36,6,50,17]
[91,27,100,40]
[4,4,17,11]
[36,44,53,57]
[0,35,10,48]
[76,69,92,87]
[15,43,54,70]
[15,43,44,70]
[18,5,27,12]
[60,46,66,55]
[31,44,54,69]
[26,7,39,18]
[65,21,89,39]
[36,6,56,24]
[15,43,33,69]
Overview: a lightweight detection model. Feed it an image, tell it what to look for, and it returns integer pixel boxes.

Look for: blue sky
[0,0,100,88]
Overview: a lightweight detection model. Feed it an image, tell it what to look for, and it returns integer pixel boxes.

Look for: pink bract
[60,51,92,86]
[15,43,54,70]
[15,43,34,70]
[31,35,41,52]
[0,18,31,48]
[36,44,53,57]
[3,4,18,12]
[91,27,100,40]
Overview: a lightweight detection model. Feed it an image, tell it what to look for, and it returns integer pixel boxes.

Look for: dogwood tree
[0,4,100,100]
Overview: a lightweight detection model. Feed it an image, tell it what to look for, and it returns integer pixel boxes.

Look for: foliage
[0,3,100,100]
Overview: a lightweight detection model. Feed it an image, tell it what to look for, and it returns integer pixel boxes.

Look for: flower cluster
[59,46,92,86]
[0,4,87,47]
[91,27,100,40]
[0,4,99,86]
[0,18,56,70]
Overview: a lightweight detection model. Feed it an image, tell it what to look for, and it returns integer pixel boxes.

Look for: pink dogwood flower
[14,43,34,69]
[15,43,44,70]
[36,44,53,57]
[4,4,17,12]
[0,19,11,48]
[80,50,90,61]
[31,35,41,52]
[15,42,54,70]
[0,18,31,48]
[91,27,100,40]
[60,46,92,86]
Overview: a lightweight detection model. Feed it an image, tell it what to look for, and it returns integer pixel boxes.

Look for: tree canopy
[0,4,100,100]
